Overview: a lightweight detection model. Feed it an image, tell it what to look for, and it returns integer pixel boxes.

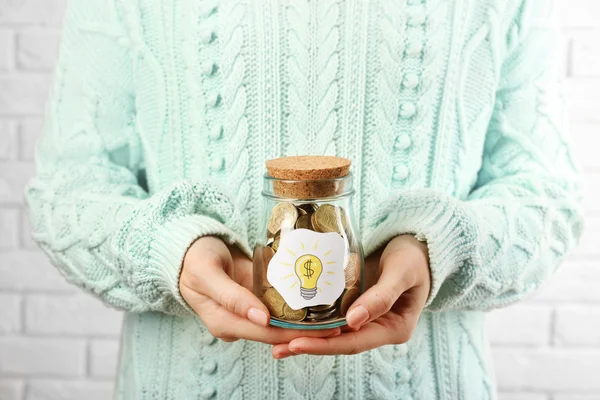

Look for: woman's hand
[180,236,340,344]
[271,235,430,358]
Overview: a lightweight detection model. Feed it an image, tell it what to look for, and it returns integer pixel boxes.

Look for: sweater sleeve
[24,1,250,316]
[362,2,584,311]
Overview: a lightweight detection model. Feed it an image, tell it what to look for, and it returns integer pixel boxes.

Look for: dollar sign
[303,259,314,279]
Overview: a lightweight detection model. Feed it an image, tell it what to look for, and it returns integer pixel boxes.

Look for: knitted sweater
[26,0,583,399]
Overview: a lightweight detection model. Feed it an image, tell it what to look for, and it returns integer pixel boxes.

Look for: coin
[297,203,318,215]
[267,203,299,236]
[313,204,347,233]
[306,307,339,320]
[344,253,360,288]
[282,304,308,321]
[311,213,318,232]
[271,235,281,252]
[295,214,313,230]
[308,303,336,312]
[340,287,360,316]
[263,288,286,318]
[297,207,307,216]
[261,246,275,288]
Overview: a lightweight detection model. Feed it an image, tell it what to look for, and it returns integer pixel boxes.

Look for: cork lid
[265,156,352,199]
[266,156,351,180]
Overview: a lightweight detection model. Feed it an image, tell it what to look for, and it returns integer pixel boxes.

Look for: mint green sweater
[26,0,583,399]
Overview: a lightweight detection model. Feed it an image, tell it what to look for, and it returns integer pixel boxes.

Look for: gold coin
[340,287,360,316]
[344,253,360,288]
[297,203,318,215]
[307,307,339,320]
[295,214,313,230]
[271,235,281,252]
[261,246,275,288]
[313,204,347,233]
[282,304,308,321]
[267,203,299,236]
[263,288,286,318]
[308,302,336,312]
[295,204,308,216]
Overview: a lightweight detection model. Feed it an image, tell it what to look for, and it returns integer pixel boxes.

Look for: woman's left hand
[271,235,430,358]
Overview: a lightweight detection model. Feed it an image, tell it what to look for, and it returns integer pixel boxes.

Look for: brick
[20,208,38,249]
[564,78,600,122]
[0,250,73,291]
[557,0,600,28]
[498,394,549,400]
[533,261,600,303]
[25,293,122,336]
[555,306,600,346]
[0,74,51,115]
[554,396,600,400]
[0,379,24,400]
[571,34,600,77]
[0,161,34,204]
[0,0,68,26]
[0,293,21,334]
[582,172,600,216]
[17,29,60,71]
[0,337,86,376]
[570,123,600,170]
[0,207,20,249]
[19,117,43,161]
[89,339,120,378]
[0,119,18,160]
[559,31,569,78]
[26,379,113,400]
[493,348,600,391]
[487,305,551,346]
[0,29,14,71]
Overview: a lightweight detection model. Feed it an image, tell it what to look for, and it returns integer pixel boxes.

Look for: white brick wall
[0,1,598,399]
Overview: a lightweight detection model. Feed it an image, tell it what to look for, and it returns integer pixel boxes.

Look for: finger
[198,301,341,345]
[287,323,396,356]
[346,260,410,329]
[272,343,295,359]
[271,327,343,359]
[391,285,430,334]
[219,337,240,343]
[191,259,271,327]
[235,320,342,345]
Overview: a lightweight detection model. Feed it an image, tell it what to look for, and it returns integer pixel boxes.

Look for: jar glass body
[253,174,368,329]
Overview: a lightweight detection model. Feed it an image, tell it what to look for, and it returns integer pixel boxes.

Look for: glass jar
[253,156,367,329]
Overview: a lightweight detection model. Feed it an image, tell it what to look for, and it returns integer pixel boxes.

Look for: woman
[26,0,583,398]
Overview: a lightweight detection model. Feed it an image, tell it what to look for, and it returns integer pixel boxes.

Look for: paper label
[267,228,346,310]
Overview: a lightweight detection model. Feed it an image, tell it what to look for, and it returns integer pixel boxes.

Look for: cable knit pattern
[285,0,340,156]
[26,0,583,399]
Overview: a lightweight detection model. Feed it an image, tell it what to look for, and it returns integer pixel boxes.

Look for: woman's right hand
[179,236,340,345]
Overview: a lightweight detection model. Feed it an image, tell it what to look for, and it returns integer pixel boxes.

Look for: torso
[116,0,512,244]
[112,1,520,398]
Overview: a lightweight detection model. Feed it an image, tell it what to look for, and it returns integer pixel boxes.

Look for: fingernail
[326,329,341,338]
[248,308,269,326]
[347,306,369,328]
[289,345,305,355]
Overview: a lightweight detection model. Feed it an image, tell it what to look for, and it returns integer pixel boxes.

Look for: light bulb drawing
[294,254,323,300]
[267,229,346,310]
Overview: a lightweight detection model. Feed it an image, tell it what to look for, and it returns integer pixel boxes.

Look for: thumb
[345,258,409,329]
